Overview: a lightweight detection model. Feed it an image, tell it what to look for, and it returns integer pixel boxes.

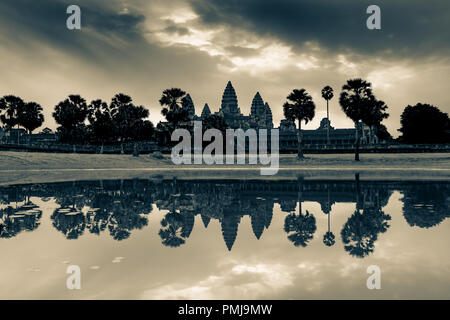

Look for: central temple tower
[220,81,241,115]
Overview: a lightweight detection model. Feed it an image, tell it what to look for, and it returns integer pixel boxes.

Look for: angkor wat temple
[185,81,274,130]
[183,81,376,148]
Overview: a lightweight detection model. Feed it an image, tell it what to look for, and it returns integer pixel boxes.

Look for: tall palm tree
[321,86,334,144]
[159,88,189,130]
[283,89,316,159]
[339,79,374,161]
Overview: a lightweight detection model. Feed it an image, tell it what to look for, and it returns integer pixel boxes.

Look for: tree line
[283,78,449,160]
[1,78,449,159]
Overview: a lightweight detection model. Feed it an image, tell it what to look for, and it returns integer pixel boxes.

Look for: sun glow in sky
[0,0,449,137]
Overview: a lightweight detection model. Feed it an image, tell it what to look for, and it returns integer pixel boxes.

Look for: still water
[0,177,449,299]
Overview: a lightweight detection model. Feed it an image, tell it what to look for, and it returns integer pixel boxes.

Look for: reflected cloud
[141,263,293,299]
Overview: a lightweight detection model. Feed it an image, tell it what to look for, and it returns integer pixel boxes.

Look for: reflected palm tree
[2,178,446,254]
[340,208,391,258]
[284,178,316,247]
[284,210,316,247]
[322,186,335,247]
[323,212,335,247]
[159,210,193,248]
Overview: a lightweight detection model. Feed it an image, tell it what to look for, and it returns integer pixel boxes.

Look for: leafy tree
[321,85,334,144]
[0,95,25,143]
[341,208,391,258]
[283,89,316,159]
[362,98,389,144]
[110,94,150,144]
[284,210,316,247]
[155,121,171,147]
[51,208,86,239]
[375,123,392,142]
[53,95,89,144]
[87,99,114,146]
[339,79,374,160]
[159,211,191,247]
[398,103,449,144]
[159,88,190,130]
[131,120,154,142]
[0,203,42,239]
[402,184,450,228]
[49,180,151,240]
[20,102,44,144]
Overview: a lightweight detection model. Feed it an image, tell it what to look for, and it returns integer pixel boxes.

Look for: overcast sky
[1,0,449,136]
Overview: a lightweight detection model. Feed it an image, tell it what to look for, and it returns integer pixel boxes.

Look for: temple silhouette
[182,81,376,148]
[1,179,449,257]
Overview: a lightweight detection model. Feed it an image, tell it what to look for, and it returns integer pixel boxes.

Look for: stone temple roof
[220,81,240,114]
[182,93,195,119]
[201,103,211,118]
[250,92,265,116]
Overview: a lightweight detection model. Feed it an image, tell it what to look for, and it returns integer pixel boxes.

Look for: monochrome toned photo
[0,0,449,313]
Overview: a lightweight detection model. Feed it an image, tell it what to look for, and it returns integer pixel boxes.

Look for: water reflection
[0,177,449,259]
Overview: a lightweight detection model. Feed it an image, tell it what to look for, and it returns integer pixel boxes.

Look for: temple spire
[182,93,195,119]
[220,81,239,114]
[201,103,211,118]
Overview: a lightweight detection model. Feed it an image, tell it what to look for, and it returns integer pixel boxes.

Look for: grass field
[0,151,449,185]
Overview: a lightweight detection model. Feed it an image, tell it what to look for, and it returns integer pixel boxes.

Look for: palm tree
[340,208,391,258]
[339,79,374,161]
[323,213,335,247]
[321,86,334,144]
[283,89,316,159]
[159,88,190,130]
[284,210,316,247]
[284,177,316,247]
[20,102,44,144]
[0,95,25,144]
[322,187,335,247]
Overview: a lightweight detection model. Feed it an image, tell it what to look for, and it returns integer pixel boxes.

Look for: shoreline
[0,151,449,185]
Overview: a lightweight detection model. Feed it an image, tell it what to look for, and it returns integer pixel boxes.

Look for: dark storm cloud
[0,0,146,59]
[188,0,450,57]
